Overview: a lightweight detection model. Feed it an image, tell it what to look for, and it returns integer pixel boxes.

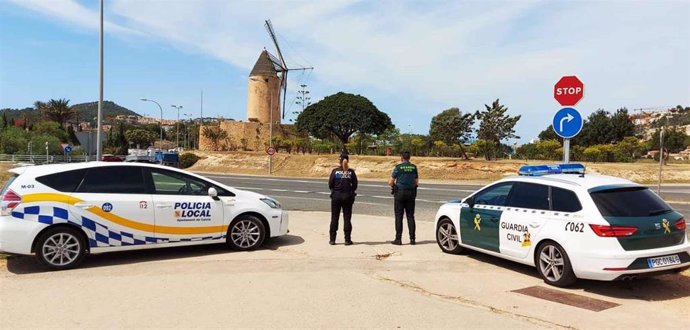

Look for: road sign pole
[563,139,570,164]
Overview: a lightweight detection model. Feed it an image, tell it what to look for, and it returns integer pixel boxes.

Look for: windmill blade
[264,20,287,70]
[281,70,288,118]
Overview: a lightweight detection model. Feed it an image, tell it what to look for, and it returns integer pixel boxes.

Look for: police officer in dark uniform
[389,151,418,245]
[328,152,358,245]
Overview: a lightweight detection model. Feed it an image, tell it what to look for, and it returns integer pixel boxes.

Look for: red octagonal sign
[554,75,584,106]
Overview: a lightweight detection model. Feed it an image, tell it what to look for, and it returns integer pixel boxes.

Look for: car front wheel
[536,241,577,287]
[227,215,266,251]
[35,227,86,270]
[436,218,463,254]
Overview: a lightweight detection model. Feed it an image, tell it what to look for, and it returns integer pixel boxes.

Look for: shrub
[179,153,200,169]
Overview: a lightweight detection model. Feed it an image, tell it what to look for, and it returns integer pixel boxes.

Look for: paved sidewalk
[1,211,689,328]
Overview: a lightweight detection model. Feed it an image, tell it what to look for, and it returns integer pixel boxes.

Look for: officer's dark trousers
[394,189,416,240]
[330,192,354,241]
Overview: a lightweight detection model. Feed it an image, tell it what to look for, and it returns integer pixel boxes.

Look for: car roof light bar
[518,163,585,176]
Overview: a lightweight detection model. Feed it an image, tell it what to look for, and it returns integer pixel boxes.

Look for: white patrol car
[435,164,690,287]
[0,162,289,270]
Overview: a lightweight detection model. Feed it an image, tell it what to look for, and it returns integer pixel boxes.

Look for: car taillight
[1,189,21,216]
[589,224,638,237]
[675,218,686,231]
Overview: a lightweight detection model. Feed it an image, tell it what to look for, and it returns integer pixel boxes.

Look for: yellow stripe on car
[21,193,229,235]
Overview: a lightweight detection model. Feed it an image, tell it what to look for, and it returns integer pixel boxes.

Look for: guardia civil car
[435,164,690,287]
[0,162,289,270]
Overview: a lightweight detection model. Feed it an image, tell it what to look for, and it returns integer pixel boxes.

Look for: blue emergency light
[518,163,585,176]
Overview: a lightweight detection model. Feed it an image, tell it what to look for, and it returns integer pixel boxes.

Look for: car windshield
[590,187,672,217]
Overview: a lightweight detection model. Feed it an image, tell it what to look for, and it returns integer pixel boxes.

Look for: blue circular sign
[102,203,113,213]
[64,145,72,153]
[552,107,583,139]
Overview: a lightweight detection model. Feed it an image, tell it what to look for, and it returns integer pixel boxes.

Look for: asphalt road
[205,174,690,222]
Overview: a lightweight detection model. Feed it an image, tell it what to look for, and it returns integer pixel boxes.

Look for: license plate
[647,255,681,269]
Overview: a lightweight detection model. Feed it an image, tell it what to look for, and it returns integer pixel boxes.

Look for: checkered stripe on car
[11,205,223,248]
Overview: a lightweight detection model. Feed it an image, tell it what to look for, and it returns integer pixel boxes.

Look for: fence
[0,154,97,164]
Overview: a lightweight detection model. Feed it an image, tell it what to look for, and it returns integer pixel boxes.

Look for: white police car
[435,164,689,287]
[0,162,288,270]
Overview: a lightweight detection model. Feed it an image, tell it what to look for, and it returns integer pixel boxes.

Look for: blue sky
[0,0,688,142]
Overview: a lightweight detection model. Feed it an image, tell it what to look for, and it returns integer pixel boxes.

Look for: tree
[42,99,75,127]
[610,108,636,141]
[536,139,562,160]
[1,111,7,130]
[649,128,687,153]
[125,129,156,148]
[476,99,520,160]
[537,125,561,142]
[578,109,614,146]
[292,84,311,123]
[202,126,228,151]
[33,121,68,141]
[429,107,475,159]
[295,92,393,151]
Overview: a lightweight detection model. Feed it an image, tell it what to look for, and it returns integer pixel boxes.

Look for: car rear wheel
[35,227,86,270]
[436,218,463,254]
[227,215,266,251]
[536,241,576,287]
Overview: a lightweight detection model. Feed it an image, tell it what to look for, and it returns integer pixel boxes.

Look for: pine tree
[476,99,521,160]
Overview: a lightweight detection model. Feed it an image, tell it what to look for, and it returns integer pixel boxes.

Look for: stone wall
[199,121,302,152]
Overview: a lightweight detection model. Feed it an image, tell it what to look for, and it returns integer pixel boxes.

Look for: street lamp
[171,105,183,151]
[140,98,163,150]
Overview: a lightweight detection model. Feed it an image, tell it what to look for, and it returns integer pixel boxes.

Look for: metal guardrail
[0,154,97,164]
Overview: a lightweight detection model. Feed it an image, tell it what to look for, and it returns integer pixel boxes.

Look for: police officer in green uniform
[388,151,418,245]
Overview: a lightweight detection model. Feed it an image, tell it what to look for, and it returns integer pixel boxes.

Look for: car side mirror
[208,187,219,200]
[464,196,475,208]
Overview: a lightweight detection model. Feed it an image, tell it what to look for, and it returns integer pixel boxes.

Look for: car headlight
[260,198,281,209]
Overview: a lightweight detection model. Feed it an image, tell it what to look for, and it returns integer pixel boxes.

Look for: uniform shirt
[392,161,418,189]
[328,167,358,194]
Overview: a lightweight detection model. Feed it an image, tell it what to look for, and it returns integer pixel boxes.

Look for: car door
[69,165,155,247]
[460,182,514,253]
[502,182,550,259]
[146,168,225,242]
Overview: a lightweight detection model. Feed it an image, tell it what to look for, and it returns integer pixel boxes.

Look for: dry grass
[189,151,690,184]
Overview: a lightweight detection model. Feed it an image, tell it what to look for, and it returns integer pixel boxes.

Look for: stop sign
[554,76,584,106]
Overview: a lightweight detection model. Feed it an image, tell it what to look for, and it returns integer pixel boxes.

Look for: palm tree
[42,99,75,128]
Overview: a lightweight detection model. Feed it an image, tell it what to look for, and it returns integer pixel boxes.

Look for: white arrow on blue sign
[552,107,583,139]
[64,145,73,153]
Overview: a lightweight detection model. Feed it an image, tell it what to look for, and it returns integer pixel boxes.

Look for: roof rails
[518,163,585,176]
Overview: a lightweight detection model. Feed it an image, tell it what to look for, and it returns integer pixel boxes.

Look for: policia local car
[0,162,288,270]
[435,164,690,287]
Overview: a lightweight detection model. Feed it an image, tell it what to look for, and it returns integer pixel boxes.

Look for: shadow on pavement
[352,240,436,246]
[5,234,305,275]
[465,250,690,301]
[576,274,690,301]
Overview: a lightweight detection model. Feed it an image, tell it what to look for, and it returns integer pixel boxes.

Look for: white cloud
[7,0,690,139]
[8,0,142,36]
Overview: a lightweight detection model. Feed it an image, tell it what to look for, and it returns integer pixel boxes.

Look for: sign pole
[563,139,570,163]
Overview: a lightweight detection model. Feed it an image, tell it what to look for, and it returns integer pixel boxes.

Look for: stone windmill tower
[246,49,281,123]
[246,20,313,124]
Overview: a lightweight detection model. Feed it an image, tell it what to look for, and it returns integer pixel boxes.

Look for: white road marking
[206,175,478,192]
[268,195,387,206]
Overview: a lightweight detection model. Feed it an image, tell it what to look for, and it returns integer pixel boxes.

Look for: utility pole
[96,0,104,161]
[269,92,273,175]
[658,114,673,194]
[171,105,183,150]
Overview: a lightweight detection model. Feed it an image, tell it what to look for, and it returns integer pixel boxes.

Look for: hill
[71,101,139,122]
[0,101,140,125]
